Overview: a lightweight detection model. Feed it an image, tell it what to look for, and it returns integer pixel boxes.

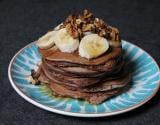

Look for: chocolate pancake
[42,58,124,78]
[80,71,131,92]
[39,46,122,66]
[49,82,120,104]
[43,57,123,72]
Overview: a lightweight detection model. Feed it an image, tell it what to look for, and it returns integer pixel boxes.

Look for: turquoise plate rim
[8,40,160,117]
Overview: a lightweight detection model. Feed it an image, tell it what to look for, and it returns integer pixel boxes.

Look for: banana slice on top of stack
[53,28,79,53]
[36,31,56,49]
[79,34,109,59]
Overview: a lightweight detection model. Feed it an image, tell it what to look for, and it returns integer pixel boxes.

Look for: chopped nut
[116,33,120,41]
[82,24,94,32]
[95,18,99,22]
[31,69,40,79]
[28,69,41,85]
[66,23,79,38]
[83,9,93,19]
[65,14,76,23]
[94,18,106,28]
[27,75,40,85]
[98,29,106,37]
[27,76,36,85]
[76,19,82,25]
[71,28,79,38]
[110,27,119,41]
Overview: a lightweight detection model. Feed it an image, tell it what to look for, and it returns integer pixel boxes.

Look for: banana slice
[79,34,109,59]
[36,31,56,49]
[54,28,79,53]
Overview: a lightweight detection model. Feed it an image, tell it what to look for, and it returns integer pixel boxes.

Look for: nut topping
[59,9,121,42]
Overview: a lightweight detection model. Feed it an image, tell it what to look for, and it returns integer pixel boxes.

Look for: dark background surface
[0,0,160,125]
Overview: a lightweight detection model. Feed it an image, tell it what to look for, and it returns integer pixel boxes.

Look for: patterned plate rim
[8,40,160,117]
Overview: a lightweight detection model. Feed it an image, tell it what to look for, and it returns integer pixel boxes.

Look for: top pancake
[38,46,122,65]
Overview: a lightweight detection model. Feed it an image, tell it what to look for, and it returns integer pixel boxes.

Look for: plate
[8,40,160,117]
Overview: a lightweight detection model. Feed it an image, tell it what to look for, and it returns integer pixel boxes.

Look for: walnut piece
[59,9,121,42]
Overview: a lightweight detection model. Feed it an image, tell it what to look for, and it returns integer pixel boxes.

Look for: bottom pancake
[49,83,120,104]
[47,72,130,104]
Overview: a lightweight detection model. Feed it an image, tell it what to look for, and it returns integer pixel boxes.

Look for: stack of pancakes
[34,46,130,104]
[31,10,131,104]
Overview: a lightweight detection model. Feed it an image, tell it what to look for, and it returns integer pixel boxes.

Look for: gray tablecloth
[0,0,160,125]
